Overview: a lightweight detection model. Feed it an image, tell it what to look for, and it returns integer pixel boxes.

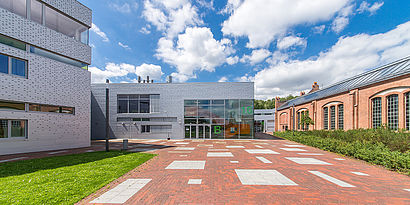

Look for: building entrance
[185,125,211,139]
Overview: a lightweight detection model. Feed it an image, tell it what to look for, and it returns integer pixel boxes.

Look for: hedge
[276,129,410,175]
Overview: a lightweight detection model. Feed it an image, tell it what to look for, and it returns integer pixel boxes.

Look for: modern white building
[254,109,275,133]
[0,0,91,155]
[91,81,255,139]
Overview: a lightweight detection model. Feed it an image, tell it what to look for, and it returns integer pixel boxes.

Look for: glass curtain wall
[184,99,254,139]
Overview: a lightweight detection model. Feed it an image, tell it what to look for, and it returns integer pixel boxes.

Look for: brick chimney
[300,91,305,96]
[309,82,319,93]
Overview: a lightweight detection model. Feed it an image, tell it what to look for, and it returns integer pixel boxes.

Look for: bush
[276,129,410,175]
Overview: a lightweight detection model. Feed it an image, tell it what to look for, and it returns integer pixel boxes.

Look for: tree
[254,94,298,109]
[299,111,314,130]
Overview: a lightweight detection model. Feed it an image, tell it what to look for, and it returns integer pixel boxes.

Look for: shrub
[276,129,410,175]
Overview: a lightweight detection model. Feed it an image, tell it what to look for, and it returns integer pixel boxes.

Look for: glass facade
[330,106,336,130]
[0,101,25,111]
[372,97,382,128]
[387,94,399,130]
[29,103,74,114]
[30,46,88,69]
[184,99,254,139]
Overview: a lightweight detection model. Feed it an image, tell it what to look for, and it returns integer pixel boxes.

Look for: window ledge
[0,137,28,142]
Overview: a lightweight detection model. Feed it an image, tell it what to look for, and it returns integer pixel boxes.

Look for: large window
[0,119,27,138]
[0,53,27,78]
[0,0,26,18]
[29,103,74,114]
[184,99,254,139]
[117,94,159,114]
[30,46,88,69]
[0,0,89,44]
[323,107,329,130]
[338,104,344,130]
[0,34,26,50]
[0,101,25,111]
[387,94,399,130]
[372,97,382,128]
[297,112,301,130]
[330,106,336,130]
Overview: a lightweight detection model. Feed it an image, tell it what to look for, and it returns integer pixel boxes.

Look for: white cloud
[240,49,271,65]
[142,0,202,38]
[118,42,131,50]
[89,63,163,83]
[156,27,234,81]
[313,25,326,34]
[331,4,354,33]
[250,21,410,99]
[139,25,151,34]
[277,36,307,50]
[90,23,109,42]
[110,2,138,14]
[358,1,384,15]
[226,56,239,65]
[220,0,243,14]
[218,76,228,82]
[222,0,351,48]
[197,0,214,10]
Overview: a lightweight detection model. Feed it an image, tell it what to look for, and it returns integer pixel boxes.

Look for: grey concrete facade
[0,0,91,155]
[91,82,254,139]
[254,109,275,133]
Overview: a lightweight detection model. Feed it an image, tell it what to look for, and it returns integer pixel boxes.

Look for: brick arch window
[386,94,399,130]
[405,92,410,130]
[322,102,343,130]
[296,109,309,131]
[371,97,382,128]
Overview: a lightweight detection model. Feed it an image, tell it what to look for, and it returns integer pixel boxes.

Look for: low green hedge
[276,130,410,175]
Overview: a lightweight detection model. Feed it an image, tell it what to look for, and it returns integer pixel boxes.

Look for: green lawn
[0,151,155,205]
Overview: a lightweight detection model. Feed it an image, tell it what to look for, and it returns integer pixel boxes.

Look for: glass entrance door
[198,125,204,138]
[197,125,211,139]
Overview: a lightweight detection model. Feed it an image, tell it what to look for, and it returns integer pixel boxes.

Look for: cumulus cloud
[277,36,307,50]
[240,49,271,65]
[222,0,351,48]
[226,56,239,65]
[139,25,151,34]
[220,0,243,14]
[358,1,384,15]
[156,27,234,81]
[218,76,228,82]
[142,0,202,38]
[110,2,138,14]
[313,25,326,34]
[331,4,354,33]
[118,42,131,50]
[250,21,410,99]
[89,63,163,83]
[90,23,109,42]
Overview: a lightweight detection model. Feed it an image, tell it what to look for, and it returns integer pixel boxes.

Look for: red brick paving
[74,139,410,205]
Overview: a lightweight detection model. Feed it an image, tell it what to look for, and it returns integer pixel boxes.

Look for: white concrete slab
[230,161,239,163]
[0,157,28,163]
[188,179,202,184]
[351,172,369,176]
[253,142,269,145]
[404,189,410,192]
[285,157,332,165]
[180,155,188,157]
[334,158,345,161]
[284,144,305,148]
[280,148,307,152]
[254,145,264,148]
[48,150,67,155]
[297,153,324,156]
[175,147,195,151]
[91,179,151,204]
[256,156,272,163]
[226,146,245,148]
[207,152,234,157]
[235,169,298,185]
[165,161,206,169]
[144,140,161,143]
[197,144,213,147]
[245,149,280,154]
[175,142,189,145]
[309,171,355,187]
[208,149,229,151]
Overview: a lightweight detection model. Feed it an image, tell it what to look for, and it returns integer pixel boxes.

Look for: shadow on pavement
[254,133,285,140]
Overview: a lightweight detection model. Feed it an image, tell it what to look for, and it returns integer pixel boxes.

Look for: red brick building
[275,56,410,132]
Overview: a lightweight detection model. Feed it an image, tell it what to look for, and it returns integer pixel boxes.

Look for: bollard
[123,139,128,150]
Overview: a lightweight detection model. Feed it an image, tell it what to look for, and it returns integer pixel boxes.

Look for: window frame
[0,53,28,79]
[406,92,410,131]
[338,104,344,130]
[0,119,28,139]
[323,107,329,130]
[386,94,399,130]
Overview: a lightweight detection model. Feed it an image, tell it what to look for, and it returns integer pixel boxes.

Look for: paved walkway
[76,139,410,204]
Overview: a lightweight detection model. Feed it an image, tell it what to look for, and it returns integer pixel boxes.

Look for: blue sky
[82,0,410,99]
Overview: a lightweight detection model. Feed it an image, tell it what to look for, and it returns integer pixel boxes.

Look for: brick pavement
[74,139,410,205]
